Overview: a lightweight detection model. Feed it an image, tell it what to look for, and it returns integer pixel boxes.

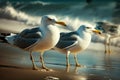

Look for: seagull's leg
[66,51,70,72]
[108,38,112,54]
[40,52,46,69]
[40,51,52,71]
[74,66,79,74]
[30,51,39,70]
[66,51,70,67]
[74,54,81,67]
[104,37,108,54]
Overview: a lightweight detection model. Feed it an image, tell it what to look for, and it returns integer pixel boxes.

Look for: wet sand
[0,42,120,80]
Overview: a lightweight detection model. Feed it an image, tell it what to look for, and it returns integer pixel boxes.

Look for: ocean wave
[0,1,118,27]
[0,1,116,20]
[0,5,40,26]
[0,4,96,28]
[0,3,118,31]
[14,1,52,11]
[29,1,51,6]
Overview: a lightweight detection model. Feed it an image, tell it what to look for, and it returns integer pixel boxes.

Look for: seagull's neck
[40,23,50,33]
[76,27,85,38]
[40,24,60,40]
[77,28,91,41]
[41,23,47,28]
[38,24,60,48]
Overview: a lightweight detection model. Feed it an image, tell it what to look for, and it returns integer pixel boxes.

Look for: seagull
[95,22,120,54]
[53,25,101,68]
[6,15,66,71]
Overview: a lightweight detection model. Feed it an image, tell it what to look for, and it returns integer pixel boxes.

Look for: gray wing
[56,32,78,49]
[14,27,42,49]
[19,27,42,38]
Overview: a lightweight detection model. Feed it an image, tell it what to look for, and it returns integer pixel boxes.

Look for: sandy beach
[0,42,120,80]
[0,19,32,33]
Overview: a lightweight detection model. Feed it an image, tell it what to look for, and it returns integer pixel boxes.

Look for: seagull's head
[96,22,105,25]
[95,22,105,33]
[78,25,101,34]
[41,15,66,26]
[96,21,110,26]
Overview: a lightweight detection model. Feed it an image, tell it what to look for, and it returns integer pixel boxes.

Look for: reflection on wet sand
[0,43,120,80]
[65,64,86,73]
[104,54,113,80]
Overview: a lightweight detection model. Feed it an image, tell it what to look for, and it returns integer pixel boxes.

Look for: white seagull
[6,15,66,71]
[95,22,120,54]
[53,25,101,68]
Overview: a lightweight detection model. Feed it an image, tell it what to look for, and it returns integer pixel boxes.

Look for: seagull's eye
[48,18,52,21]
[86,27,91,29]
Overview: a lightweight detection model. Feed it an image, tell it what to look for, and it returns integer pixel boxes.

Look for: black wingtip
[0,33,10,43]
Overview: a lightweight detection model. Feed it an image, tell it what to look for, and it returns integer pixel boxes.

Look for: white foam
[0,5,40,26]
[30,1,50,6]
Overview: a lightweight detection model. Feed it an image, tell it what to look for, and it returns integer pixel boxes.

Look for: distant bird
[95,22,120,54]
[6,15,66,71]
[53,25,101,68]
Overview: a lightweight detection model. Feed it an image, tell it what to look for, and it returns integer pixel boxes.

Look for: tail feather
[5,33,17,45]
[0,33,11,43]
[0,36,8,43]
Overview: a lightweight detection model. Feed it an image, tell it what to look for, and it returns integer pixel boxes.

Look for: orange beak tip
[56,21,67,26]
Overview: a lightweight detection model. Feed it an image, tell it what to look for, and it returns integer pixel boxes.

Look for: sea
[0,0,119,26]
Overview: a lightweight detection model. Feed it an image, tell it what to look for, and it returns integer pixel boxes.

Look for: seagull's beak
[92,29,102,34]
[55,21,67,26]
